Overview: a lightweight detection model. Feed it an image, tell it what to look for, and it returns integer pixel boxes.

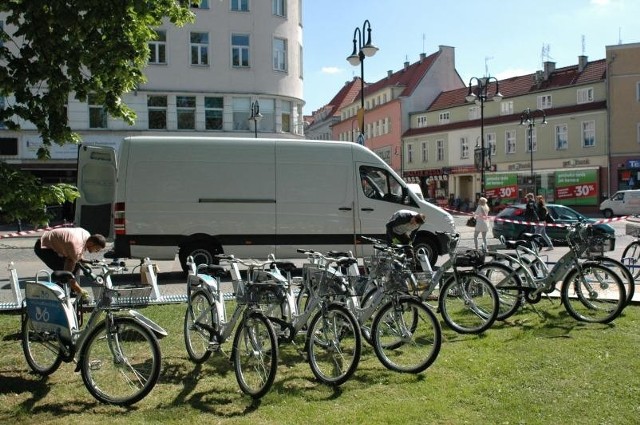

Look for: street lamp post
[346,19,378,146]
[519,108,547,195]
[466,76,502,196]
[248,100,263,138]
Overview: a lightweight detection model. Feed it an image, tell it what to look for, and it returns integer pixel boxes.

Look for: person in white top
[473,197,490,250]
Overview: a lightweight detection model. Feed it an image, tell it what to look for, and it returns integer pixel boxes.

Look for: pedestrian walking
[523,193,539,233]
[473,197,490,250]
[535,195,554,250]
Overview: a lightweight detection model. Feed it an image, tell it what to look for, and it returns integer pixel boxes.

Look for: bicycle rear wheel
[372,296,441,374]
[621,240,640,280]
[438,273,499,334]
[184,290,216,363]
[306,303,362,386]
[232,311,278,399]
[478,262,524,321]
[590,257,634,306]
[561,264,626,324]
[80,317,161,406]
[21,313,63,375]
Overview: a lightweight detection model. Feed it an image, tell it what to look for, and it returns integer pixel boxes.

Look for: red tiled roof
[362,51,440,99]
[427,59,607,112]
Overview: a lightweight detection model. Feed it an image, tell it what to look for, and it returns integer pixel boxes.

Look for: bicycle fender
[129,310,168,339]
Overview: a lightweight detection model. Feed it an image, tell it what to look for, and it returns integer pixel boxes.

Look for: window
[460,137,469,159]
[88,94,107,129]
[190,32,209,65]
[148,30,167,64]
[256,99,275,132]
[500,101,513,116]
[417,115,427,127]
[407,144,413,163]
[436,139,444,161]
[0,137,18,155]
[636,82,640,102]
[469,106,480,120]
[555,124,568,150]
[232,34,250,67]
[0,97,5,129]
[272,0,286,16]
[299,43,303,79]
[438,111,450,124]
[192,0,209,7]
[148,96,167,129]
[176,96,196,130]
[281,100,291,133]
[273,38,287,72]
[421,142,428,162]
[525,128,537,153]
[205,97,223,130]
[231,0,248,11]
[359,166,405,205]
[486,133,496,156]
[383,118,389,134]
[537,94,552,109]
[505,130,516,154]
[582,120,595,147]
[233,97,251,130]
[577,87,594,104]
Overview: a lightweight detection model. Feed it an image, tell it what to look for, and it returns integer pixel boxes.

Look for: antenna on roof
[484,56,493,77]
[541,43,553,67]
[422,33,426,53]
[619,27,622,44]
[581,35,586,55]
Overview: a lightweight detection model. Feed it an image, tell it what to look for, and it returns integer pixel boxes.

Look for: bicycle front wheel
[184,290,216,363]
[21,313,63,375]
[80,317,161,406]
[621,240,640,280]
[232,311,278,399]
[478,262,524,321]
[561,264,626,324]
[306,303,362,386]
[439,273,499,334]
[372,296,441,374]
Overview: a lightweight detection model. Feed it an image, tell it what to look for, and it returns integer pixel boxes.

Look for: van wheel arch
[178,236,222,272]
[602,209,614,218]
[413,233,438,268]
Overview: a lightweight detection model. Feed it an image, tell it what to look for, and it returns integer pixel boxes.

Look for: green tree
[0,162,80,226]
[0,1,195,159]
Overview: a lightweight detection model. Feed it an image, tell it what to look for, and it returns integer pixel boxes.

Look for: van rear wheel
[602,209,613,218]
[179,242,220,272]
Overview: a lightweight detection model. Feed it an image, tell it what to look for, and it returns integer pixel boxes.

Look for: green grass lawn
[1,301,639,425]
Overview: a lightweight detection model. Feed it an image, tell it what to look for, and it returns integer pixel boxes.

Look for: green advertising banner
[485,174,518,202]
[554,169,599,206]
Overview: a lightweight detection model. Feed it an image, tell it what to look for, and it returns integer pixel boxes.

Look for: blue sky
[302,0,640,115]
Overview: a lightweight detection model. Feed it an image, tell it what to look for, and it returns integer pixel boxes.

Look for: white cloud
[321,67,342,74]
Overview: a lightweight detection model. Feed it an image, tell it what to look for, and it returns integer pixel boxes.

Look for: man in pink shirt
[34,227,106,297]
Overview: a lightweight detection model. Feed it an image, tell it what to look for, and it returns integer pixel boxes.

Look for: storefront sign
[626,159,640,169]
[484,174,518,202]
[554,169,598,206]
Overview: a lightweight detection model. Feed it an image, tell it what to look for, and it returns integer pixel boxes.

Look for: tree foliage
[0,1,195,159]
[0,162,80,225]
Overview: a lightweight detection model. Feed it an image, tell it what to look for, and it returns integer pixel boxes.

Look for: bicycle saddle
[271,261,297,273]
[205,265,227,278]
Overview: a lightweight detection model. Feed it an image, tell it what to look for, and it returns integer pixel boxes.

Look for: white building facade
[0,0,305,183]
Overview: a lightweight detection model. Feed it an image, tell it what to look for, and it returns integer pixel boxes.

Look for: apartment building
[404,54,615,209]
[332,46,465,172]
[607,42,640,194]
[0,0,304,184]
[305,77,362,141]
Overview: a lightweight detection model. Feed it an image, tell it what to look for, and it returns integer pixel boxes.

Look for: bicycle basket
[586,234,616,254]
[98,285,153,307]
[453,249,485,268]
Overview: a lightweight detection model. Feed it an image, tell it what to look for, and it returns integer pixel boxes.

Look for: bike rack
[0,262,23,310]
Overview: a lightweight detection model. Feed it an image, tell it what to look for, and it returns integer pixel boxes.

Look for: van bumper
[436,232,451,255]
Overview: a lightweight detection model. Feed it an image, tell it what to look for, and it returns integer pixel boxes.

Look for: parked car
[492,203,615,245]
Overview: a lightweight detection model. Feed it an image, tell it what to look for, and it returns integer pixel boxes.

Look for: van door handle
[339,207,352,211]
[361,208,374,212]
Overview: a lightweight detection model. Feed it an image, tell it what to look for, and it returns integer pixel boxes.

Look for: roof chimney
[543,61,556,80]
[387,70,393,78]
[578,55,588,72]
[404,61,410,70]
[419,53,426,63]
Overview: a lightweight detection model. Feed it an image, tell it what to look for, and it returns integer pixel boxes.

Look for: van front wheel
[179,242,220,272]
[602,209,614,218]
[413,238,437,270]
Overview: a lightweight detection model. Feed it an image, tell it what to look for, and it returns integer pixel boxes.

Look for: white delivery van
[599,189,640,218]
[75,136,455,271]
